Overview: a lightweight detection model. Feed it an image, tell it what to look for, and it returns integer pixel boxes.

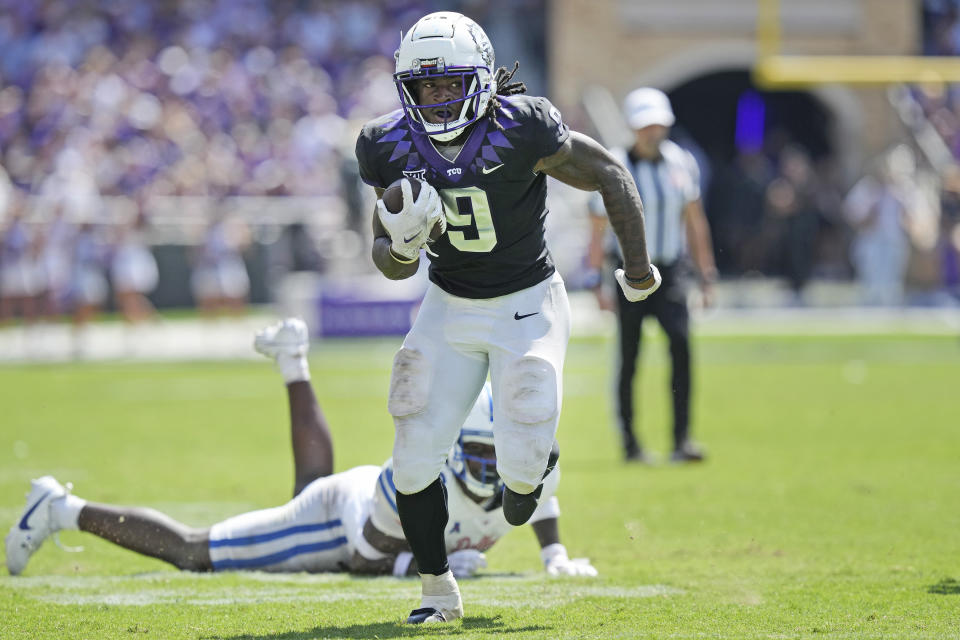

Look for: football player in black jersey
[355,11,661,624]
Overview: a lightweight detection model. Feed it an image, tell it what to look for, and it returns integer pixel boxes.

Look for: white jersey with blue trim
[208,465,381,572]
[207,459,562,573]
[370,459,561,553]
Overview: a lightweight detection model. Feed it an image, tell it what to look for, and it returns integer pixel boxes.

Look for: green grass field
[1,332,959,639]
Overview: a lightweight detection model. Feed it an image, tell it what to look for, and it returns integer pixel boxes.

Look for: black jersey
[356,95,570,299]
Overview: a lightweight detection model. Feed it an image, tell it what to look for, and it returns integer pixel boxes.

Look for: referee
[588,88,717,463]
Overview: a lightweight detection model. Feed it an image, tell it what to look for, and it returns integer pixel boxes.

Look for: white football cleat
[253,318,309,360]
[5,476,69,575]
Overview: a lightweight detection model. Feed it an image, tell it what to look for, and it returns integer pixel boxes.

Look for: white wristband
[392,551,414,577]
[540,543,568,567]
[389,246,419,264]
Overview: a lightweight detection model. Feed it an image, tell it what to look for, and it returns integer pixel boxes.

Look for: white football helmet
[448,381,500,498]
[394,11,496,142]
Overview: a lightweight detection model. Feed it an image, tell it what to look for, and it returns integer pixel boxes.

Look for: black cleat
[406,607,447,624]
[502,440,559,526]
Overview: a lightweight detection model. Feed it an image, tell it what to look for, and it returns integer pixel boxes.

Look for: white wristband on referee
[540,543,569,567]
[392,551,414,577]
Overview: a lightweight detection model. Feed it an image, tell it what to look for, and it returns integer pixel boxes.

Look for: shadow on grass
[927,578,960,595]
[204,615,552,639]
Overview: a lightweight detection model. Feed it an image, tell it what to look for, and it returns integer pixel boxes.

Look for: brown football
[381,178,445,241]
[382,177,422,214]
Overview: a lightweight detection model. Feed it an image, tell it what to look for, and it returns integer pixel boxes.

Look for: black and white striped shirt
[590,139,701,266]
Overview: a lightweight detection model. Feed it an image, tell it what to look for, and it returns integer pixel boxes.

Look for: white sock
[50,494,86,531]
[276,353,310,384]
[419,570,463,618]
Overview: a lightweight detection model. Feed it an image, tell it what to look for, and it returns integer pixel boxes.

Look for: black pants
[614,263,691,452]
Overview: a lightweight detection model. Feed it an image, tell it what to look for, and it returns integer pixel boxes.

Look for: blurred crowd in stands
[0,0,543,324]
[0,0,432,200]
[705,135,960,306]
[0,175,254,328]
[1,0,959,327]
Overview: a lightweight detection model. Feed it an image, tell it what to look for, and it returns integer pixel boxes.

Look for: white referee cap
[623,87,675,130]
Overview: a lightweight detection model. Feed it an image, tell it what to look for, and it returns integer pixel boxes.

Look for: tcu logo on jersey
[403,169,426,181]
[446,167,462,176]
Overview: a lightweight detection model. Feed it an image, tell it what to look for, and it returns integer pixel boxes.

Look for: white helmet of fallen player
[394,11,496,142]
[448,381,501,498]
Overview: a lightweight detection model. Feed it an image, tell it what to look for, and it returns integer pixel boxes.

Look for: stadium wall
[550,0,918,176]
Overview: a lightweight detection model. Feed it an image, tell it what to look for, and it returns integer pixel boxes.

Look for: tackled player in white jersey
[5,319,596,581]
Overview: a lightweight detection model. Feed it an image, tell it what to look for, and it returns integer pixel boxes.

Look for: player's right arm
[371,187,422,280]
[536,131,653,284]
[527,467,598,577]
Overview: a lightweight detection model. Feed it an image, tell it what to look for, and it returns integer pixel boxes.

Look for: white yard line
[2,571,682,607]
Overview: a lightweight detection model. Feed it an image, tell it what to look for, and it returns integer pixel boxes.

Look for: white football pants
[388,272,570,496]
[208,466,380,572]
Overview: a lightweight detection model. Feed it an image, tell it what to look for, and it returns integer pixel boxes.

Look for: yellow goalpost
[753,0,960,87]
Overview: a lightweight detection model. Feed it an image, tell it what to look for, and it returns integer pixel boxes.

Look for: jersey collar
[410,117,490,184]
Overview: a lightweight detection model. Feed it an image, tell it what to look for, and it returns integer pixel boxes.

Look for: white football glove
[447,549,488,578]
[541,543,599,577]
[376,179,444,262]
[614,264,662,302]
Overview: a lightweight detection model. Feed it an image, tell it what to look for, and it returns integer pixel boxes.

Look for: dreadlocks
[484,62,527,132]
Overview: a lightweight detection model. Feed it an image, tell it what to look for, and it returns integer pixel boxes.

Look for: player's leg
[615,285,647,460]
[254,317,333,495]
[7,470,367,575]
[5,476,212,574]
[489,272,570,526]
[78,504,212,571]
[389,286,488,623]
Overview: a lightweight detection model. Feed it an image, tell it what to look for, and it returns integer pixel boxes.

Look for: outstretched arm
[531,516,561,547]
[531,517,598,577]
[287,381,334,497]
[535,131,653,283]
